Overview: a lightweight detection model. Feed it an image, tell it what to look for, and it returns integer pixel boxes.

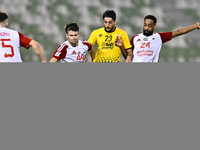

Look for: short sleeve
[18,32,32,49]
[158,32,172,43]
[52,44,68,61]
[130,35,138,50]
[82,40,92,50]
[122,31,132,50]
[88,30,97,46]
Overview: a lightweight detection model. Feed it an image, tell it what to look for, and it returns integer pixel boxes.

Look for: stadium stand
[0,0,199,62]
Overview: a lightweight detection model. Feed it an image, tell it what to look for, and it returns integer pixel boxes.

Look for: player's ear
[66,33,68,38]
[6,20,9,27]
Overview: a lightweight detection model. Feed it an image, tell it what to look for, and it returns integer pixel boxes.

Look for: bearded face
[143,19,156,36]
[143,29,154,36]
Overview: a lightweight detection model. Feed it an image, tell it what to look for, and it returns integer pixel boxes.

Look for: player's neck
[69,41,78,47]
[0,25,6,28]
[0,21,8,28]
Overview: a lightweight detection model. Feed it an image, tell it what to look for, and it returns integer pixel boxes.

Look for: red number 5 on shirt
[1,39,14,58]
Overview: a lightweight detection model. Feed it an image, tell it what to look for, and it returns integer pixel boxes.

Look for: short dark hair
[64,22,79,33]
[0,11,8,23]
[144,15,157,24]
[103,10,116,21]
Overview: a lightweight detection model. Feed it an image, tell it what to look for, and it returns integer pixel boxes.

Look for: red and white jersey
[130,32,172,62]
[52,40,92,63]
[0,27,32,62]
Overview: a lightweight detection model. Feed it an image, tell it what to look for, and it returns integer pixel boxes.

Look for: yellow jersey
[88,27,132,62]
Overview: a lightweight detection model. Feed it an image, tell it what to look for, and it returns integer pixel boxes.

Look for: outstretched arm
[29,40,46,62]
[172,22,200,38]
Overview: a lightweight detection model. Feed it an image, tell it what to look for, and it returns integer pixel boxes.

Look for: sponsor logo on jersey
[137,50,153,56]
[99,34,102,37]
[152,37,155,40]
[102,42,114,49]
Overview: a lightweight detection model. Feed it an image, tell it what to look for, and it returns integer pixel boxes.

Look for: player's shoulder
[57,41,69,51]
[115,27,123,33]
[116,27,125,32]
[81,40,91,44]
[62,41,70,46]
[92,27,104,33]
[0,27,18,35]
[89,27,105,37]
[80,40,92,47]
[157,32,172,36]
[130,33,140,39]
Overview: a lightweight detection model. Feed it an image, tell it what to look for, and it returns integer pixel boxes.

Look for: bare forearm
[30,40,46,62]
[34,46,46,62]
[88,47,95,62]
[125,49,133,62]
[120,45,128,59]
[49,57,58,62]
[172,22,200,38]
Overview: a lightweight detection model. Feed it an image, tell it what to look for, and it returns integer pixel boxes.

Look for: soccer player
[50,22,95,63]
[130,15,200,62]
[0,11,46,62]
[88,10,133,62]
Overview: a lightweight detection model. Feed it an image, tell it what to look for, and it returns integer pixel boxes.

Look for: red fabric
[18,32,32,49]
[158,32,172,43]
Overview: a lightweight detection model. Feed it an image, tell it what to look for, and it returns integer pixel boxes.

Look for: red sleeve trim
[18,32,32,49]
[158,32,172,43]
[52,44,68,61]
[130,34,139,50]
[82,40,92,50]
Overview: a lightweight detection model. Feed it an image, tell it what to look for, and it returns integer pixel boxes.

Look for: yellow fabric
[88,27,132,62]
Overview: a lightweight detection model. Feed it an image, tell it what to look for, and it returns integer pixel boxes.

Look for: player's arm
[115,35,128,59]
[88,46,95,62]
[83,55,88,62]
[87,31,97,62]
[49,57,59,62]
[125,48,133,62]
[171,22,200,38]
[29,40,47,62]
[19,32,46,62]
[49,44,67,62]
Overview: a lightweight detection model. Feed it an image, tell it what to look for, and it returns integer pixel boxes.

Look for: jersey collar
[104,26,116,33]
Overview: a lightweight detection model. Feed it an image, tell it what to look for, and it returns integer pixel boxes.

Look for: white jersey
[130,32,172,62]
[0,27,31,62]
[52,40,92,63]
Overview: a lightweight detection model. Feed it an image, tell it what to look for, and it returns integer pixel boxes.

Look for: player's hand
[115,35,123,47]
[196,22,200,30]
[83,56,88,62]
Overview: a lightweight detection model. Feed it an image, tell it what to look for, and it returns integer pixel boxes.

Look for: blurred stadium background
[0,0,200,62]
